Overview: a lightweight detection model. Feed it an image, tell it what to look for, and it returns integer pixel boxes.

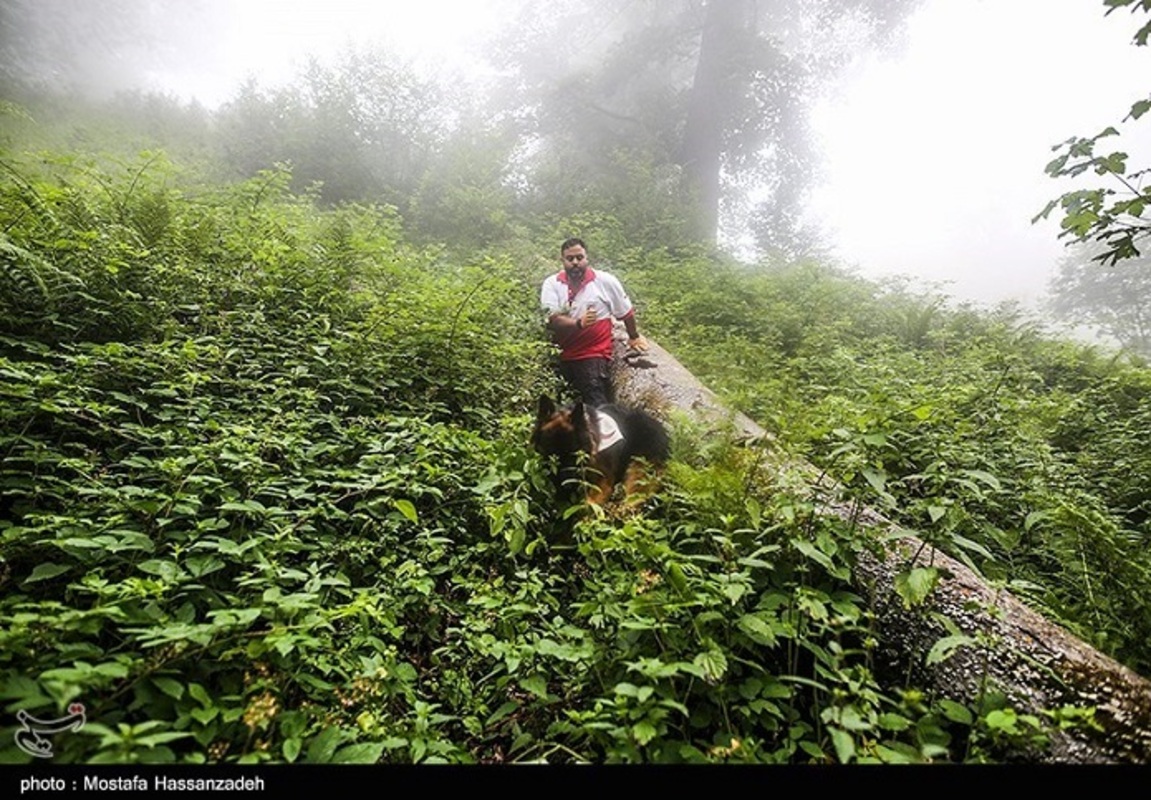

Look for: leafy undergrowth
[0,150,1105,764]
[629,255,1151,678]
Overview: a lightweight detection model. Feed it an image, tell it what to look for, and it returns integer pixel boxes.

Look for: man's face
[561,245,588,281]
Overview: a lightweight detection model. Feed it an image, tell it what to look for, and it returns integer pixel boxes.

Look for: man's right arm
[542,279,566,338]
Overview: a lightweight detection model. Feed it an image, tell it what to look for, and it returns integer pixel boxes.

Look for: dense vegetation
[634,258,1151,673]
[1,137,1148,765]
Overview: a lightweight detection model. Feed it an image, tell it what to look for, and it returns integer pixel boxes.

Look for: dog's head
[531,395,593,457]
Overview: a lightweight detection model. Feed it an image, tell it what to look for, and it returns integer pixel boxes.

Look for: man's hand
[579,307,598,329]
[627,335,649,353]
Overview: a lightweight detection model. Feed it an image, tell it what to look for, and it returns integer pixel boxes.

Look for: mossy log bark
[609,331,1151,764]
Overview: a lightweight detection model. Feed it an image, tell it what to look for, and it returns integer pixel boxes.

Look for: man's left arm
[621,311,648,352]
[603,273,649,352]
[601,274,648,352]
[621,311,639,338]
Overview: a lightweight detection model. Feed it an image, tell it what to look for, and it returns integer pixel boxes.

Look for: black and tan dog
[531,394,670,506]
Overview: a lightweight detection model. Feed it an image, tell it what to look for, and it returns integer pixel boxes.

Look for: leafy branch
[1034,2,1151,265]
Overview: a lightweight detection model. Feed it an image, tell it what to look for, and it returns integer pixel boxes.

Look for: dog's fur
[531,394,670,506]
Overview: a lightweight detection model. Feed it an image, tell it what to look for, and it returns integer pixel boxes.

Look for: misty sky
[139,0,1151,310]
[150,0,510,105]
[809,0,1151,309]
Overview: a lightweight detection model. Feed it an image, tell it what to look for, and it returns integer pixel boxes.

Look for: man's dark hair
[560,237,586,254]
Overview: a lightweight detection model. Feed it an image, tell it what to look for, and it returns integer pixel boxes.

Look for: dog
[531,394,670,507]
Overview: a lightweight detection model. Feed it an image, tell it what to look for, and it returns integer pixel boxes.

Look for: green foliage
[1035,1,1151,265]
[0,145,844,765]
[0,148,556,764]
[1,142,1043,765]
[1105,0,1151,46]
[626,250,1151,678]
[407,121,523,250]
[522,149,697,254]
[213,49,448,208]
[6,57,1149,760]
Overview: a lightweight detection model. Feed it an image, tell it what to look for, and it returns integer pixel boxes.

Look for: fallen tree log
[609,331,1151,764]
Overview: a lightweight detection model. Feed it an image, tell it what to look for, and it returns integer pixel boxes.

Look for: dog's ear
[537,394,556,420]
[570,401,589,434]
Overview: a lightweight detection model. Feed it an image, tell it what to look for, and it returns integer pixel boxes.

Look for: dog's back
[593,403,670,482]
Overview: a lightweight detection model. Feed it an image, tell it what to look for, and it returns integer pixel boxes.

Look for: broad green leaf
[837,705,871,731]
[519,674,549,699]
[926,633,977,666]
[737,614,778,647]
[137,560,181,581]
[939,699,974,725]
[1045,154,1069,175]
[394,499,418,524]
[305,726,343,764]
[23,563,71,583]
[411,739,428,762]
[507,524,525,556]
[187,683,211,706]
[283,737,302,763]
[894,566,939,609]
[694,649,728,683]
[861,468,886,493]
[184,555,225,578]
[829,727,855,763]
[219,500,266,514]
[534,637,591,662]
[874,743,922,764]
[189,707,218,724]
[950,534,995,561]
[485,701,519,726]
[151,677,184,700]
[960,469,1001,491]
[721,579,749,605]
[984,709,1016,732]
[745,496,762,528]
[631,720,658,746]
[331,742,385,764]
[877,713,912,732]
[799,741,826,760]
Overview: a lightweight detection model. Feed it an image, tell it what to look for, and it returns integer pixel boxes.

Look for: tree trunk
[609,329,1151,764]
[678,0,755,244]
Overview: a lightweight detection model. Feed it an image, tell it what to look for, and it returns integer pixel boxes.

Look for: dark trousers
[559,357,613,408]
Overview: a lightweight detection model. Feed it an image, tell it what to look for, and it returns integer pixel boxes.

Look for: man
[540,237,649,407]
